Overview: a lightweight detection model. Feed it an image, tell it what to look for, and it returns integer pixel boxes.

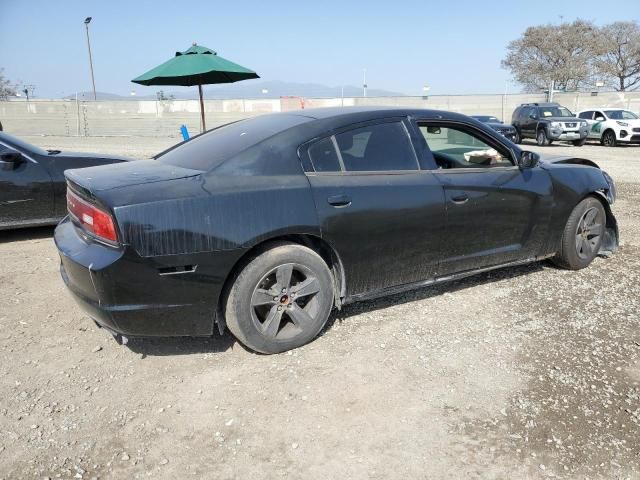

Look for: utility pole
[362,69,367,97]
[84,17,97,101]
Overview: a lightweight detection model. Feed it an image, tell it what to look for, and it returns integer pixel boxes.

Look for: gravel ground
[0,136,639,479]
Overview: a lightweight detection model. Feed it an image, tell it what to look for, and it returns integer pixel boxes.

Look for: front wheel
[552,197,605,270]
[225,243,334,354]
[513,129,522,144]
[536,129,550,146]
[572,138,586,146]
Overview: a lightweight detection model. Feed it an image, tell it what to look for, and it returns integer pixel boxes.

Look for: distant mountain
[67,81,406,101]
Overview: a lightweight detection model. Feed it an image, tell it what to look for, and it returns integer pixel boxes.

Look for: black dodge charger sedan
[0,132,130,230]
[54,107,618,354]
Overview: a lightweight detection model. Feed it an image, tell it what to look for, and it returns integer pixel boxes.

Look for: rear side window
[578,111,593,120]
[335,121,417,172]
[308,137,341,172]
[156,114,311,171]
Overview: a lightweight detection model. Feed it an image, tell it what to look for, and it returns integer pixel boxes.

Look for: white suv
[577,108,640,147]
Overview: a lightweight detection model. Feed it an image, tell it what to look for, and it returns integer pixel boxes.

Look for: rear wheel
[601,130,617,147]
[552,197,605,270]
[536,129,550,146]
[225,243,334,354]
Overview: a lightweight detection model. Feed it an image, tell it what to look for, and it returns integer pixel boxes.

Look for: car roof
[279,106,472,123]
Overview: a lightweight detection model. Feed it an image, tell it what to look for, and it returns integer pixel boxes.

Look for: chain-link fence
[2,91,639,138]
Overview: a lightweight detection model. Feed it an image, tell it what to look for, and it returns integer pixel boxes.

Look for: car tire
[552,197,606,270]
[225,243,334,354]
[572,138,586,146]
[536,129,550,146]
[601,130,617,147]
[513,129,522,144]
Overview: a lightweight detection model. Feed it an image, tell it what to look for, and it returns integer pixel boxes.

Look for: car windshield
[0,132,48,156]
[539,106,573,118]
[472,116,501,123]
[604,110,639,120]
[156,114,312,171]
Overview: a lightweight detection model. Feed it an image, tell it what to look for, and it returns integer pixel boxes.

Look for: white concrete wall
[2,91,639,138]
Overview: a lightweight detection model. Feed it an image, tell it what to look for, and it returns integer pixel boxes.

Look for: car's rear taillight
[66,189,118,243]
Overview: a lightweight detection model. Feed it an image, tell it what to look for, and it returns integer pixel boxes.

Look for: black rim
[604,132,615,146]
[575,207,603,260]
[250,263,322,340]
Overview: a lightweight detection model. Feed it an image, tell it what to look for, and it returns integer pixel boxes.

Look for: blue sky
[1,0,639,98]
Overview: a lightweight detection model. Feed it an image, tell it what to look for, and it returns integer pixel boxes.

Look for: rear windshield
[156,114,312,171]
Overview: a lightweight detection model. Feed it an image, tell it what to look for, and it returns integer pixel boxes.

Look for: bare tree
[0,69,17,100]
[502,20,599,92]
[594,21,640,91]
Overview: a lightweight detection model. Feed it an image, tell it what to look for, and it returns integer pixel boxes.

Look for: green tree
[0,69,16,100]
[594,21,640,91]
[502,20,599,92]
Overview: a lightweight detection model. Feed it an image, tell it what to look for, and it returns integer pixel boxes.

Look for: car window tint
[308,137,341,172]
[335,122,417,172]
[578,111,593,120]
[418,125,513,169]
[156,114,312,171]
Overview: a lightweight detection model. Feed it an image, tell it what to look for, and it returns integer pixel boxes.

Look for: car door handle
[327,194,352,208]
[450,193,469,204]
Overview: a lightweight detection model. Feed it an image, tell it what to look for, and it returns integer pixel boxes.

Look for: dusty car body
[0,132,130,230]
[54,107,618,353]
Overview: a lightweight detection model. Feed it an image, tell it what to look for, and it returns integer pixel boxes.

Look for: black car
[0,132,130,230]
[470,115,517,141]
[511,103,589,146]
[54,107,618,354]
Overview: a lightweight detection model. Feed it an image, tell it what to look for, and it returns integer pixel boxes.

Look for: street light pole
[84,17,97,101]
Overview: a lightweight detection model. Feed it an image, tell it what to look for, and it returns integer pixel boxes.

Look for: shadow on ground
[126,261,549,357]
[0,225,55,243]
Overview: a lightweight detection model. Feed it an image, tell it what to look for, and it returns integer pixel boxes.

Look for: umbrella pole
[198,83,206,132]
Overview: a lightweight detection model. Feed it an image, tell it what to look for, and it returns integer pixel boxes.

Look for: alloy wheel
[250,263,323,340]
[575,207,603,260]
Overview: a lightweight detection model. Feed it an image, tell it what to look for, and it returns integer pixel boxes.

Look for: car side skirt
[342,254,556,305]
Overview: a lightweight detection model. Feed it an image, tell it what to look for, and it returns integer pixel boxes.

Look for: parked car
[577,108,640,147]
[0,132,131,230]
[470,115,517,141]
[511,103,589,146]
[54,107,618,354]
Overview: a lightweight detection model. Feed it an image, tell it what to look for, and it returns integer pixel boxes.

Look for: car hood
[539,155,600,169]
[65,159,202,192]
[543,117,583,123]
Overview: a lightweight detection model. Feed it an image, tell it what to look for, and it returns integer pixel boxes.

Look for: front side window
[604,110,639,120]
[418,124,513,169]
[335,121,418,172]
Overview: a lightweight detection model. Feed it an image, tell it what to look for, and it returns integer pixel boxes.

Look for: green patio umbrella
[132,43,259,132]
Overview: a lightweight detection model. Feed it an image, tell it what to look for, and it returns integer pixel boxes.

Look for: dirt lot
[1,137,639,479]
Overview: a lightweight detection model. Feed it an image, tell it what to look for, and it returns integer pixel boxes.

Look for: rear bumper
[55,216,241,337]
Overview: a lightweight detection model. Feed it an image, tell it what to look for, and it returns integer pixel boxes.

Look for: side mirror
[595,116,605,121]
[0,149,24,169]
[529,113,537,119]
[518,151,539,169]
[426,126,441,134]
